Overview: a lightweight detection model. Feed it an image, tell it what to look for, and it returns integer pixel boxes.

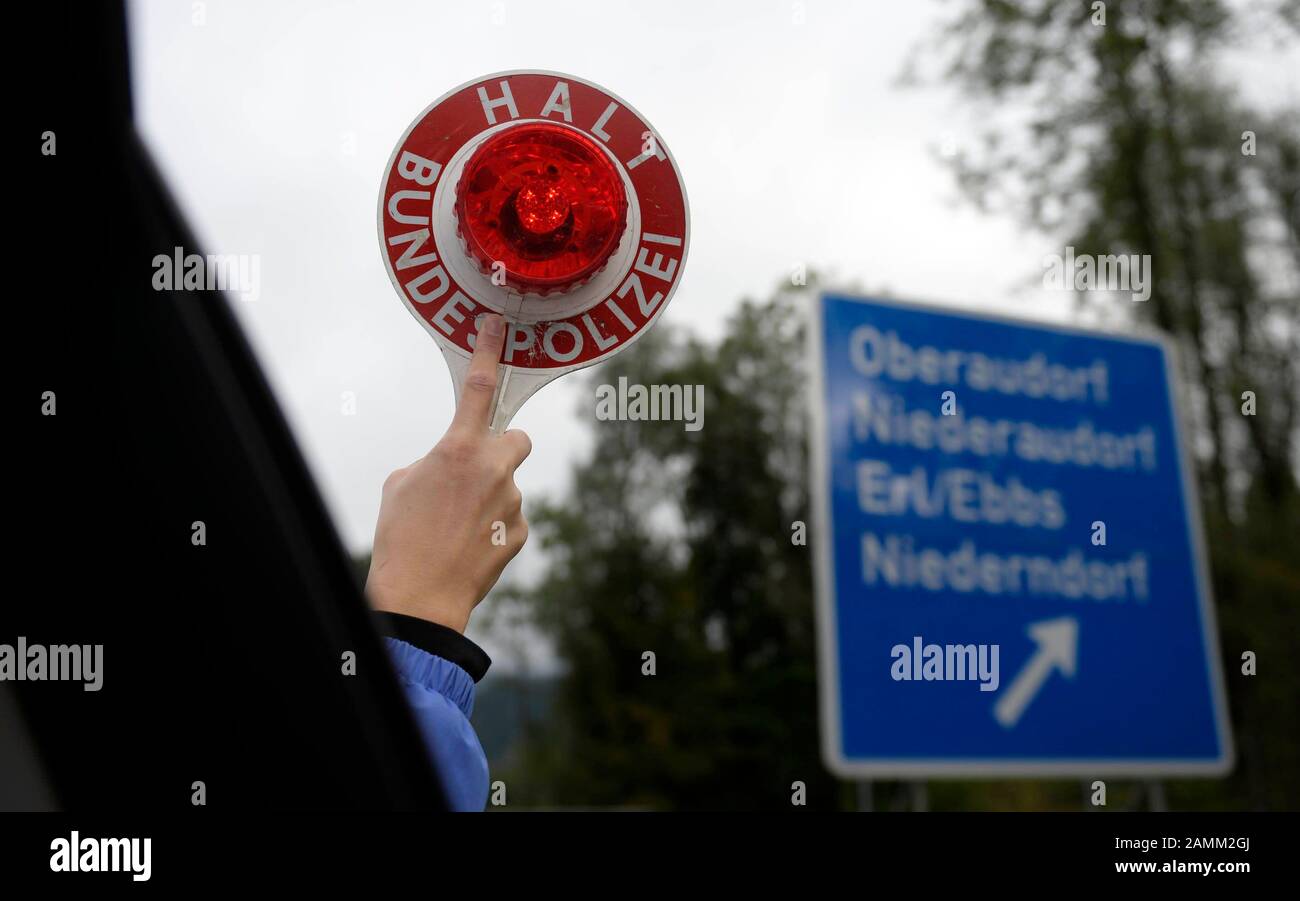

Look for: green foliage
[923,0,1300,810]
[497,280,843,809]
[493,2,1298,810]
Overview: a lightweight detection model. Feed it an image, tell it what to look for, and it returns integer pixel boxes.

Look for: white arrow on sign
[993,617,1079,729]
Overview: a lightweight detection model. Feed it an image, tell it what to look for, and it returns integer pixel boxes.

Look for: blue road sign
[809,293,1233,777]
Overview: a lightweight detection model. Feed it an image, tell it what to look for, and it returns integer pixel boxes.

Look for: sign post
[809,293,1233,777]
[379,70,689,431]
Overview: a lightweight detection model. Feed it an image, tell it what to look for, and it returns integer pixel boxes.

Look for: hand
[365,314,531,633]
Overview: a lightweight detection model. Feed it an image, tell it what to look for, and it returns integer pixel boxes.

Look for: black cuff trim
[374,612,492,682]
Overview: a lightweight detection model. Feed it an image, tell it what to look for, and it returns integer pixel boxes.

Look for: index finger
[453,313,507,431]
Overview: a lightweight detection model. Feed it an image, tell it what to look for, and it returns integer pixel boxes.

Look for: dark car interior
[6,0,445,811]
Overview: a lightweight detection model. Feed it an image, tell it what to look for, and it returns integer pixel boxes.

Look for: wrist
[376,615,492,683]
[367,585,471,634]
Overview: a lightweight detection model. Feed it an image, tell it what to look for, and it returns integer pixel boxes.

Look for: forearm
[378,613,492,812]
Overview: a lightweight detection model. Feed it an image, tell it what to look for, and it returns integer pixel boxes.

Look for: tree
[497,279,844,809]
[920,0,1300,808]
[493,1,1299,810]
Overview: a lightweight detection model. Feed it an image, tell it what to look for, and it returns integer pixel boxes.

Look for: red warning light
[455,122,628,295]
[381,71,689,377]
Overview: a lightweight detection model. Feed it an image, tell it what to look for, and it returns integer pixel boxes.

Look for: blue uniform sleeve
[383,637,489,812]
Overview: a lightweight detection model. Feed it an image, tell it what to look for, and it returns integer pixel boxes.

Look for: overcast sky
[127,0,1293,670]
